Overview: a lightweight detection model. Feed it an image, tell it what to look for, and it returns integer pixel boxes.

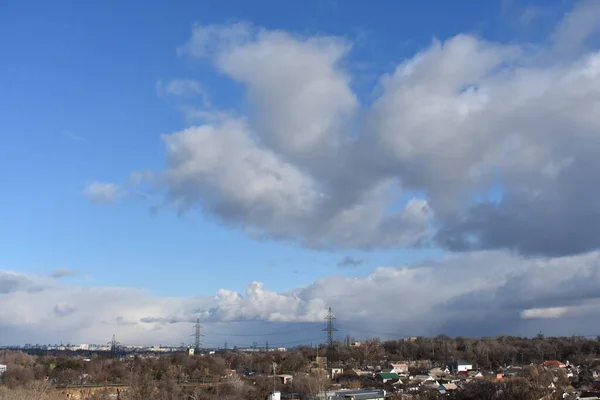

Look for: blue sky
[0,0,481,296]
[3,0,600,345]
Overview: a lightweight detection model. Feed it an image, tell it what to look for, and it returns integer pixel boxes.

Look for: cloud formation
[51,268,77,279]
[337,256,362,268]
[83,181,125,204]
[136,1,596,257]
[5,249,600,344]
[156,79,210,107]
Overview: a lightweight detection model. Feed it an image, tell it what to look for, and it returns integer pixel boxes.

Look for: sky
[2,0,600,347]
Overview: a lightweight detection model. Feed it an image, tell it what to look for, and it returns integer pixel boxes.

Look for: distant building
[542,360,566,369]
[327,367,343,379]
[266,392,281,400]
[388,363,409,374]
[275,374,293,385]
[438,383,458,394]
[376,372,400,383]
[468,370,483,378]
[449,360,472,373]
[320,389,386,400]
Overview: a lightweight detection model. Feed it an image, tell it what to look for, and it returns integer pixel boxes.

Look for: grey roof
[336,390,386,400]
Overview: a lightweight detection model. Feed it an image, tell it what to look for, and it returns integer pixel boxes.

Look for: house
[577,391,600,400]
[389,363,409,374]
[327,368,343,379]
[275,374,293,384]
[411,374,435,383]
[542,360,567,369]
[323,389,386,400]
[467,371,483,378]
[449,360,472,373]
[429,367,450,375]
[353,369,373,377]
[438,383,458,394]
[376,372,400,383]
[266,392,281,400]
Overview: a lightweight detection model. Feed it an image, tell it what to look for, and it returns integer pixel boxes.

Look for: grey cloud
[140,315,200,325]
[159,1,600,257]
[337,256,362,268]
[53,303,77,317]
[550,0,600,59]
[203,250,600,339]
[0,272,46,294]
[51,268,77,279]
[114,316,138,326]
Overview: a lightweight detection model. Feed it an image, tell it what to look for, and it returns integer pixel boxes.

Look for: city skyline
[3,0,600,346]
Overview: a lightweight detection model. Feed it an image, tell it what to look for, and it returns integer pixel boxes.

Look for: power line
[202,324,320,337]
[336,322,406,338]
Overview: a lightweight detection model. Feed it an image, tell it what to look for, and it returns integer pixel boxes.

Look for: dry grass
[0,382,64,400]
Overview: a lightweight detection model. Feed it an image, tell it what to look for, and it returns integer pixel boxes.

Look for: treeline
[327,334,600,368]
[0,351,285,399]
[2,335,600,399]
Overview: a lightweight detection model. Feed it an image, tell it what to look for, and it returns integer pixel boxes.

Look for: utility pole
[191,318,203,353]
[444,339,448,367]
[272,362,277,396]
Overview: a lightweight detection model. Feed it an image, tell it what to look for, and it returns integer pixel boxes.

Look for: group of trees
[0,349,325,400]
[2,334,600,399]
[326,334,600,369]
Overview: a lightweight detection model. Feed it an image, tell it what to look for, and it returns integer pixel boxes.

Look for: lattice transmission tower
[191,318,203,353]
[108,334,120,359]
[323,307,338,350]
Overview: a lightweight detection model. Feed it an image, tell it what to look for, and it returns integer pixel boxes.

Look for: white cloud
[521,307,569,319]
[209,282,327,323]
[163,118,321,236]
[156,79,210,106]
[83,181,125,204]
[5,250,600,344]
[0,271,213,345]
[215,29,358,159]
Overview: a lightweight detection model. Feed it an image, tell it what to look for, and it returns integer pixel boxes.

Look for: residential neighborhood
[4,335,600,399]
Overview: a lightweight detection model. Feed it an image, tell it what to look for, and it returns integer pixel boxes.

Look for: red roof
[542,360,566,368]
